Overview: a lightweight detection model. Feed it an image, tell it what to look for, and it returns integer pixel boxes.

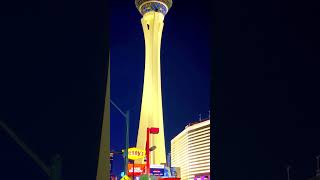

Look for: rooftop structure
[185,118,210,129]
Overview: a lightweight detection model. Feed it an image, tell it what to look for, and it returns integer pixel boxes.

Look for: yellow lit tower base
[135,0,172,165]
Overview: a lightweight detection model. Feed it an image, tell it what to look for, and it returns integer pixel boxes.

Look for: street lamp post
[145,127,159,175]
[110,99,130,176]
[0,121,61,180]
[287,166,291,180]
[316,155,320,176]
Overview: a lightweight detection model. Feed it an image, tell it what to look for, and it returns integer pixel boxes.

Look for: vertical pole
[316,155,320,176]
[0,121,51,177]
[125,110,130,175]
[133,160,135,180]
[146,128,150,175]
[317,155,320,171]
[50,154,62,180]
[287,166,291,180]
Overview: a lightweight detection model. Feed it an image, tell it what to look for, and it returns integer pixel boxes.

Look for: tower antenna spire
[208,110,210,120]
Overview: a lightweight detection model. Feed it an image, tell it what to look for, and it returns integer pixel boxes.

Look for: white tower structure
[135,0,173,165]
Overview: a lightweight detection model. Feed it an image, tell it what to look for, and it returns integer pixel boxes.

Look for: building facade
[171,119,210,180]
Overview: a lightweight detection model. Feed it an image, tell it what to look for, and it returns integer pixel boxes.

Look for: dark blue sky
[110,0,212,177]
[213,0,320,179]
[1,0,108,179]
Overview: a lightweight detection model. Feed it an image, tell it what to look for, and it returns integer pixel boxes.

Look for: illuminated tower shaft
[135,0,172,165]
[136,12,165,165]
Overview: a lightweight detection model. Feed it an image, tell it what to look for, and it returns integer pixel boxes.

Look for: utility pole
[51,154,62,180]
[316,155,320,176]
[287,165,291,180]
[0,120,61,180]
[110,100,129,176]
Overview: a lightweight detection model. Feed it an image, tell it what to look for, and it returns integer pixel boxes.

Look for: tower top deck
[135,0,173,16]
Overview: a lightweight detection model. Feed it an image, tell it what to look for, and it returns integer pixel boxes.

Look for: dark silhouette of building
[308,174,320,180]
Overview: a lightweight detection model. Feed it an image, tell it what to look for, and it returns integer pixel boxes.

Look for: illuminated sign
[150,164,164,169]
[128,148,146,160]
[164,167,171,177]
[150,168,164,176]
[120,175,131,180]
[150,164,164,176]
[127,164,146,176]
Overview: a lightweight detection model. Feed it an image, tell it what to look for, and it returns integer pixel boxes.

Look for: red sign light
[127,164,146,176]
[149,127,159,134]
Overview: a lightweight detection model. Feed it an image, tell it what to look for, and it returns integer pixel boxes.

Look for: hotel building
[171,118,210,180]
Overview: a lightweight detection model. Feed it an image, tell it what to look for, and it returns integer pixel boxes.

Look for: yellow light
[128,147,146,160]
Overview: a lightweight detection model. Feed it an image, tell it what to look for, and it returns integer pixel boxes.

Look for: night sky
[213,0,320,180]
[0,0,108,179]
[1,0,320,180]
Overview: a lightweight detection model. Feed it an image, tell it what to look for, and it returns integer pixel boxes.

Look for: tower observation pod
[135,0,172,165]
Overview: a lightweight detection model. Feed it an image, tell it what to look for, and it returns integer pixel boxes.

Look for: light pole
[287,166,291,180]
[0,120,61,180]
[110,99,129,176]
[316,155,320,176]
[145,127,159,175]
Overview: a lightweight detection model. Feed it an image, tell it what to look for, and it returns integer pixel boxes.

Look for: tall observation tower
[135,0,172,165]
